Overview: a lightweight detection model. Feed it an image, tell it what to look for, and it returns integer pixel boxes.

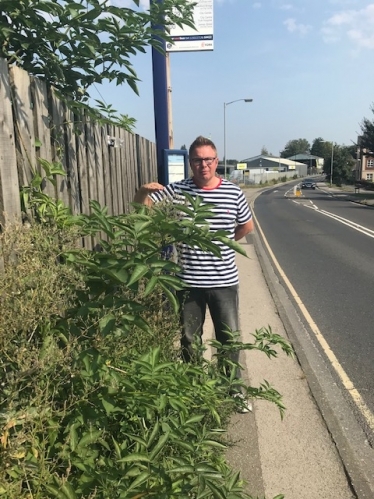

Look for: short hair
[189,136,217,158]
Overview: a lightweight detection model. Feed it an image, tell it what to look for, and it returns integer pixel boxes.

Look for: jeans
[176,285,241,377]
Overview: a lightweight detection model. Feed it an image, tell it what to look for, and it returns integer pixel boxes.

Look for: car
[301,180,316,189]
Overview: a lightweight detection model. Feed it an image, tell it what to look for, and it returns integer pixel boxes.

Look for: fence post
[0,59,21,226]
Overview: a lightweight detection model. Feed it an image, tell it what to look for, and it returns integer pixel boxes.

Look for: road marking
[301,203,374,238]
[284,187,295,197]
[252,207,374,432]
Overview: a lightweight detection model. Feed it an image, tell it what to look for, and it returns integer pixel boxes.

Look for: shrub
[0,195,291,499]
[0,222,84,345]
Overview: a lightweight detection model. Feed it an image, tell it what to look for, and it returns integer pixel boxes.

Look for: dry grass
[0,222,84,346]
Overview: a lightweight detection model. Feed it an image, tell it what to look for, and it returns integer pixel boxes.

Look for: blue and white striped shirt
[150,178,252,288]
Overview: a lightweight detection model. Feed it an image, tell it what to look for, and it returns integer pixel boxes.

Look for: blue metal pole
[151,0,169,185]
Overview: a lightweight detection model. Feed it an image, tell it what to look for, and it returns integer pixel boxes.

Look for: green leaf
[49,162,66,177]
[169,398,186,411]
[99,314,116,335]
[127,264,149,286]
[158,281,179,313]
[134,219,153,233]
[44,485,67,499]
[185,415,205,425]
[174,440,195,452]
[112,436,122,459]
[125,470,149,491]
[157,273,185,289]
[201,439,226,449]
[101,396,116,415]
[31,172,43,188]
[169,465,195,474]
[76,430,102,449]
[149,431,170,460]
[132,315,152,333]
[226,470,241,490]
[100,267,128,284]
[118,453,150,464]
[60,482,78,499]
[69,422,80,451]
[146,419,160,448]
[205,479,227,499]
[143,275,158,297]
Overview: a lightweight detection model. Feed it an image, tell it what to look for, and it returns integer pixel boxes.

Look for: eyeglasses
[190,157,217,166]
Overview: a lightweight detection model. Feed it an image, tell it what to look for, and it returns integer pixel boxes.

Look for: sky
[90,0,374,161]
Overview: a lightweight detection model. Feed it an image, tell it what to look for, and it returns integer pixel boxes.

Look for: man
[134,136,254,411]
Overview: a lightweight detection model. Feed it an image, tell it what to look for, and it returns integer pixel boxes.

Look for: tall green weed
[0,191,292,498]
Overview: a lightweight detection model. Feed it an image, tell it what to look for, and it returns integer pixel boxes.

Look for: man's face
[189,145,219,187]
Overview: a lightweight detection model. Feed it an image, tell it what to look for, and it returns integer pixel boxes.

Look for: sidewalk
[206,187,355,499]
[316,183,374,206]
[226,237,354,499]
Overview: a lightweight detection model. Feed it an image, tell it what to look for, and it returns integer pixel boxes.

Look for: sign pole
[166,53,174,149]
[151,0,169,185]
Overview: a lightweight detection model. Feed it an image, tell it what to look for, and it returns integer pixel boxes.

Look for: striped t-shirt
[150,177,252,288]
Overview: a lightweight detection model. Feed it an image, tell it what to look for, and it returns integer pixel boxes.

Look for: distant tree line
[256,105,374,185]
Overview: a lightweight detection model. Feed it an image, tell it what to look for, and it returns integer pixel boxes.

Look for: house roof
[240,154,306,167]
[287,153,323,160]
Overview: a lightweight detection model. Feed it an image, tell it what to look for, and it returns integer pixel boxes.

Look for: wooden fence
[0,58,157,242]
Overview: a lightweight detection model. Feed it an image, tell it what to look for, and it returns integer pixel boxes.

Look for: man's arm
[133,182,164,206]
[234,219,254,241]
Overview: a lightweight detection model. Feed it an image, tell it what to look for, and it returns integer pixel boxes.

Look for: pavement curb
[251,189,374,499]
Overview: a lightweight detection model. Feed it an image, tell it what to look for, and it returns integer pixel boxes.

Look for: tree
[360,104,374,153]
[330,145,355,185]
[280,138,310,158]
[311,137,331,158]
[180,144,187,150]
[0,0,195,127]
[261,146,269,155]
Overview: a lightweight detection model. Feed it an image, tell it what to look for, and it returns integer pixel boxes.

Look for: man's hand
[134,182,164,205]
[235,219,254,241]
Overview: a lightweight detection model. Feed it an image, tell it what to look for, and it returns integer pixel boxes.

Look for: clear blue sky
[91,0,374,161]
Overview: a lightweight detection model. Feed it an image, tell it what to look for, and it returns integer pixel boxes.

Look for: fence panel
[91,122,103,209]
[100,126,110,212]
[131,133,140,210]
[0,58,158,228]
[119,127,129,213]
[30,77,55,198]
[0,59,21,225]
[10,66,35,188]
[50,89,70,207]
[113,125,123,215]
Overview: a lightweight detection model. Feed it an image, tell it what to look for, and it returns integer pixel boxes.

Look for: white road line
[303,204,374,238]
[252,207,374,432]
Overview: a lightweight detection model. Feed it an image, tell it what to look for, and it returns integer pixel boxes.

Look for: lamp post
[321,141,334,187]
[330,142,334,187]
[223,98,253,179]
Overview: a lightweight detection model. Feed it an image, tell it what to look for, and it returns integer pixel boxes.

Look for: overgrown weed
[0,198,290,499]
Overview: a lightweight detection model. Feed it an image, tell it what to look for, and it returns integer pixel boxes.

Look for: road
[253,181,374,442]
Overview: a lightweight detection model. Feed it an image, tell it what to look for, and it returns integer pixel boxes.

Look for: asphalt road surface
[253,181,374,442]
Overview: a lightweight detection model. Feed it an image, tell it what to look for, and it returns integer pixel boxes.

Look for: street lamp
[223,98,253,178]
[322,140,334,187]
[330,142,334,187]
